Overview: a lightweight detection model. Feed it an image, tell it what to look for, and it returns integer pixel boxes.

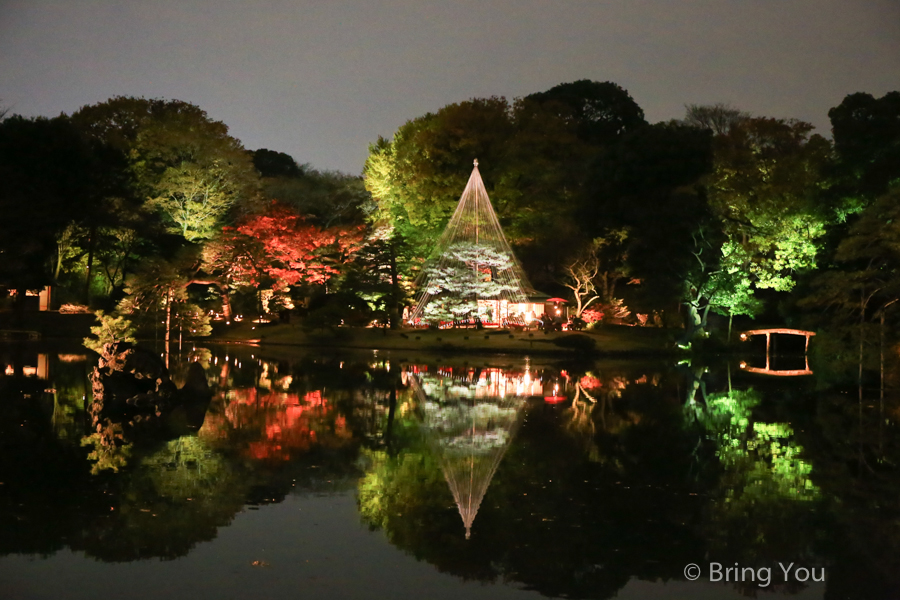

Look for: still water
[0,342,895,599]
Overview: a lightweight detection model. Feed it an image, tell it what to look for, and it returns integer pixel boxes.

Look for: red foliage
[581,308,604,324]
[211,387,340,461]
[237,202,364,290]
[579,375,602,390]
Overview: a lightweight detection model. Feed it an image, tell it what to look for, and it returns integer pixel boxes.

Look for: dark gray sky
[2,0,898,174]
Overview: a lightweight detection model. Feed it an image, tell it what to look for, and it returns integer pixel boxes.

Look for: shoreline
[204,321,686,358]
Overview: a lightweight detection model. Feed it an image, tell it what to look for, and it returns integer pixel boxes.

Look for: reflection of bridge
[739,358,813,377]
[739,328,816,377]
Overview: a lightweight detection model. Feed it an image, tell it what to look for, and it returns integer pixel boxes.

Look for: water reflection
[2,344,900,598]
[408,366,530,538]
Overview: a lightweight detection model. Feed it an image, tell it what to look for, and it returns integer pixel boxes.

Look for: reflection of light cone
[409,370,525,539]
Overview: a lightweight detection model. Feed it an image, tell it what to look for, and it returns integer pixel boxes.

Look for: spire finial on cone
[473,158,478,167]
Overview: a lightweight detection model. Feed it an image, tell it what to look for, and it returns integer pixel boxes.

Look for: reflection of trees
[0,348,372,564]
[199,386,352,461]
[796,390,900,599]
[697,388,825,591]
[0,373,101,558]
[71,435,248,562]
[358,363,711,599]
[410,368,526,538]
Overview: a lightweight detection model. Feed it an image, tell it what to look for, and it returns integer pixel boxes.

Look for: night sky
[2,0,898,174]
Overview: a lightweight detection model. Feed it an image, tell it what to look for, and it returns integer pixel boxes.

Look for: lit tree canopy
[364,81,648,290]
[236,202,364,291]
[72,97,260,241]
[705,117,831,293]
[420,242,522,322]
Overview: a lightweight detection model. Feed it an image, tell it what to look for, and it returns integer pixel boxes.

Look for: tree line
[365,82,900,352]
[1,84,899,353]
[0,97,376,337]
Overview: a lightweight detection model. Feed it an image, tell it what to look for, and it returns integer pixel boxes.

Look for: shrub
[83,310,136,354]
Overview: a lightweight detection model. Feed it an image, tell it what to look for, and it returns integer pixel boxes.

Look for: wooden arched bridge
[739,328,816,376]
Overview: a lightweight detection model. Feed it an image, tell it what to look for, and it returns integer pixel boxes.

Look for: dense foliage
[0,84,899,355]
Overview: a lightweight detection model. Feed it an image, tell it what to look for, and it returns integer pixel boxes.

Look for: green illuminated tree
[364,97,516,254]
[72,97,260,242]
[588,113,830,340]
[83,310,136,353]
[364,81,647,291]
[706,117,831,292]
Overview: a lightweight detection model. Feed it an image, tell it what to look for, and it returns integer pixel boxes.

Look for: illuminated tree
[364,82,647,291]
[200,227,267,318]
[706,117,831,293]
[420,242,521,323]
[364,97,516,254]
[82,310,136,354]
[236,202,364,291]
[72,97,260,242]
[115,249,212,349]
[561,230,629,318]
[337,227,416,328]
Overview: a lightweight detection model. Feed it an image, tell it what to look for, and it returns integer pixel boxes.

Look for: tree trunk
[385,387,397,452]
[55,241,64,281]
[859,290,865,412]
[389,240,400,329]
[679,301,702,346]
[165,288,172,370]
[84,225,96,304]
[221,288,233,320]
[700,303,711,329]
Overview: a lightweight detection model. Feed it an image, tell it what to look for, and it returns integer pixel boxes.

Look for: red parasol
[546,298,568,303]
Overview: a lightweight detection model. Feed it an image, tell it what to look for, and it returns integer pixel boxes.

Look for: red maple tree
[236,202,364,291]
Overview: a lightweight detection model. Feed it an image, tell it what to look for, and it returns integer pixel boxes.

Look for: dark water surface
[0,342,895,599]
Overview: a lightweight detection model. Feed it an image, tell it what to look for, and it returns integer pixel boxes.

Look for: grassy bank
[208,321,682,357]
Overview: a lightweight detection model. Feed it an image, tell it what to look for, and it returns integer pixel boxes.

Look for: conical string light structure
[408,367,526,539]
[409,160,530,325]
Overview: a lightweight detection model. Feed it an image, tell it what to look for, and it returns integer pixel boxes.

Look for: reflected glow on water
[0,343,896,598]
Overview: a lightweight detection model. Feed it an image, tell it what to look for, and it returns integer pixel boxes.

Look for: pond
[0,341,896,599]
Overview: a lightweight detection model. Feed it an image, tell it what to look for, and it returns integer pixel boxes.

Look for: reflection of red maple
[237,202,364,290]
[200,386,349,461]
[579,376,601,390]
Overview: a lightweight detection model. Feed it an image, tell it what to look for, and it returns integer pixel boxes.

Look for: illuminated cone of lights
[409,160,530,324]
[409,368,525,539]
